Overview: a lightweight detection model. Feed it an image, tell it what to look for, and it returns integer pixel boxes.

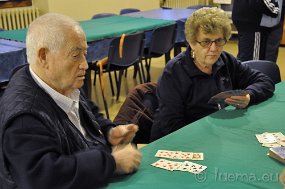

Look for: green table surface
[107,82,285,189]
[0,15,175,42]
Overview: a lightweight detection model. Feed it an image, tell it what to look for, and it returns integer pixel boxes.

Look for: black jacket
[232,0,280,31]
[0,65,116,189]
[151,47,275,141]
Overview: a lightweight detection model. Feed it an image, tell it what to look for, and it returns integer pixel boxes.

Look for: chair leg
[165,50,171,64]
[140,60,146,82]
[116,70,124,101]
[174,44,182,57]
[114,70,118,88]
[133,64,137,79]
[134,64,143,84]
[93,70,97,86]
[98,72,109,119]
[145,58,152,82]
[108,71,115,96]
[124,68,128,77]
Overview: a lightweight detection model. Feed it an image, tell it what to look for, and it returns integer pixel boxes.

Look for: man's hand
[112,144,142,174]
[108,124,138,146]
[225,94,250,109]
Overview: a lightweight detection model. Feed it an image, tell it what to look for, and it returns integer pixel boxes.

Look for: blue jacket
[0,65,116,189]
[151,47,275,141]
[232,0,280,31]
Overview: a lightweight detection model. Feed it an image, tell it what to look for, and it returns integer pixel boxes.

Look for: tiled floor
[90,38,285,121]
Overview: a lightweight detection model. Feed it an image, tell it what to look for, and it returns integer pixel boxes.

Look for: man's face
[45,29,88,96]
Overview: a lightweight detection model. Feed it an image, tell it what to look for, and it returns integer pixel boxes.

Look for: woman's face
[190,29,225,68]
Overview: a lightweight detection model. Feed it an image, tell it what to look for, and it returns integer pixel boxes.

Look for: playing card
[192,153,204,160]
[271,132,285,141]
[262,143,282,148]
[277,140,285,146]
[151,159,176,171]
[179,152,194,160]
[155,150,182,159]
[188,162,207,174]
[208,90,247,104]
[155,150,173,158]
[256,133,277,144]
[176,161,193,172]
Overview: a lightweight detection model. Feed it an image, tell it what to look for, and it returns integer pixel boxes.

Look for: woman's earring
[191,50,195,59]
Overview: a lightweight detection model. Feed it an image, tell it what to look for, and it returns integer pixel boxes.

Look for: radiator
[161,0,209,8]
[0,7,39,30]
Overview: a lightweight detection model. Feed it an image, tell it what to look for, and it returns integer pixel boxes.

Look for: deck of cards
[268,147,285,164]
[255,132,285,148]
[152,150,207,174]
[208,90,247,104]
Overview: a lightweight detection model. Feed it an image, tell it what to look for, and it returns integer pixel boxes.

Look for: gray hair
[185,7,232,44]
[26,13,85,64]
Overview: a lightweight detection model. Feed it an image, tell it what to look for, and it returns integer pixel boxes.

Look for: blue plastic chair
[91,13,117,19]
[95,32,145,118]
[142,24,176,82]
[187,5,215,9]
[119,8,140,15]
[242,60,281,84]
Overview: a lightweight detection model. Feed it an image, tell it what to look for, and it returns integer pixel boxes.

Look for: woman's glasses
[195,38,227,48]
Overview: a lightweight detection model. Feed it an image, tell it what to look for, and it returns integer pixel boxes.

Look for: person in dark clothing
[150,7,275,141]
[265,1,285,62]
[232,0,280,61]
[0,13,141,189]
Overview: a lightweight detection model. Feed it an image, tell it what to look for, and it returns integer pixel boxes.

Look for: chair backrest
[148,24,176,55]
[113,82,157,144]
[107,32,144,68]
[187,5,215,9]
[176,20,187,45]
[119,8,140,15]
[242,60,281,84]
[91,13,117,19]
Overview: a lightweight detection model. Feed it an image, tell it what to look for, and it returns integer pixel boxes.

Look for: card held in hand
[208,90,247,104]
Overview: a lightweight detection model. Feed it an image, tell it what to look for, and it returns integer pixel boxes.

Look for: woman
[150,7,275,141]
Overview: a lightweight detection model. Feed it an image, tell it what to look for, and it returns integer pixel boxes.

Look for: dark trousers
[237,30,269,62]
[265,19,285,63]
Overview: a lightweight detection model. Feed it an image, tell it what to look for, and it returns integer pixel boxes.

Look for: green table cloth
[0,16,175,42]
[106,81,285,189]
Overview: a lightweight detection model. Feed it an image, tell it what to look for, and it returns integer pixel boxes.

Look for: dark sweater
[0,65,116,189]
[232,0,279,31]
[151,47,275,141]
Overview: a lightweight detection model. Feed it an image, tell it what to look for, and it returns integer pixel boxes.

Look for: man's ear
[38,48,49,69]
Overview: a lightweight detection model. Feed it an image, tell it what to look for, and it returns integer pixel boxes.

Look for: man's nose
[79,59,89,70]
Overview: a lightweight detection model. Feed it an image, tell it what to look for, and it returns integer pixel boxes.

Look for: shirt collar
[29,66,80,114]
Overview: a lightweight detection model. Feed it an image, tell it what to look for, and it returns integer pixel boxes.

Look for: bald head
[26,13,86,65]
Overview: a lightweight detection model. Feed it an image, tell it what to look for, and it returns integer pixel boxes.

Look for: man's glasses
[196,38,227,48]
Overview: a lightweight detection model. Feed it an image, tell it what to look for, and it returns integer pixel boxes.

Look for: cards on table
[255,132,285,148]
[155,150,204,160]
[268,147,285,164]
[208,90,247,104]
[151,159,207,174]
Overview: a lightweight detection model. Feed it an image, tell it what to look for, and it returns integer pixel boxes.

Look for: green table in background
[0,15,175,42]
[107,82,285,189]
[0,16,175,98]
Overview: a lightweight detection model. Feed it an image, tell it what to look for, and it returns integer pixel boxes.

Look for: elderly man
[0,13,141,189]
